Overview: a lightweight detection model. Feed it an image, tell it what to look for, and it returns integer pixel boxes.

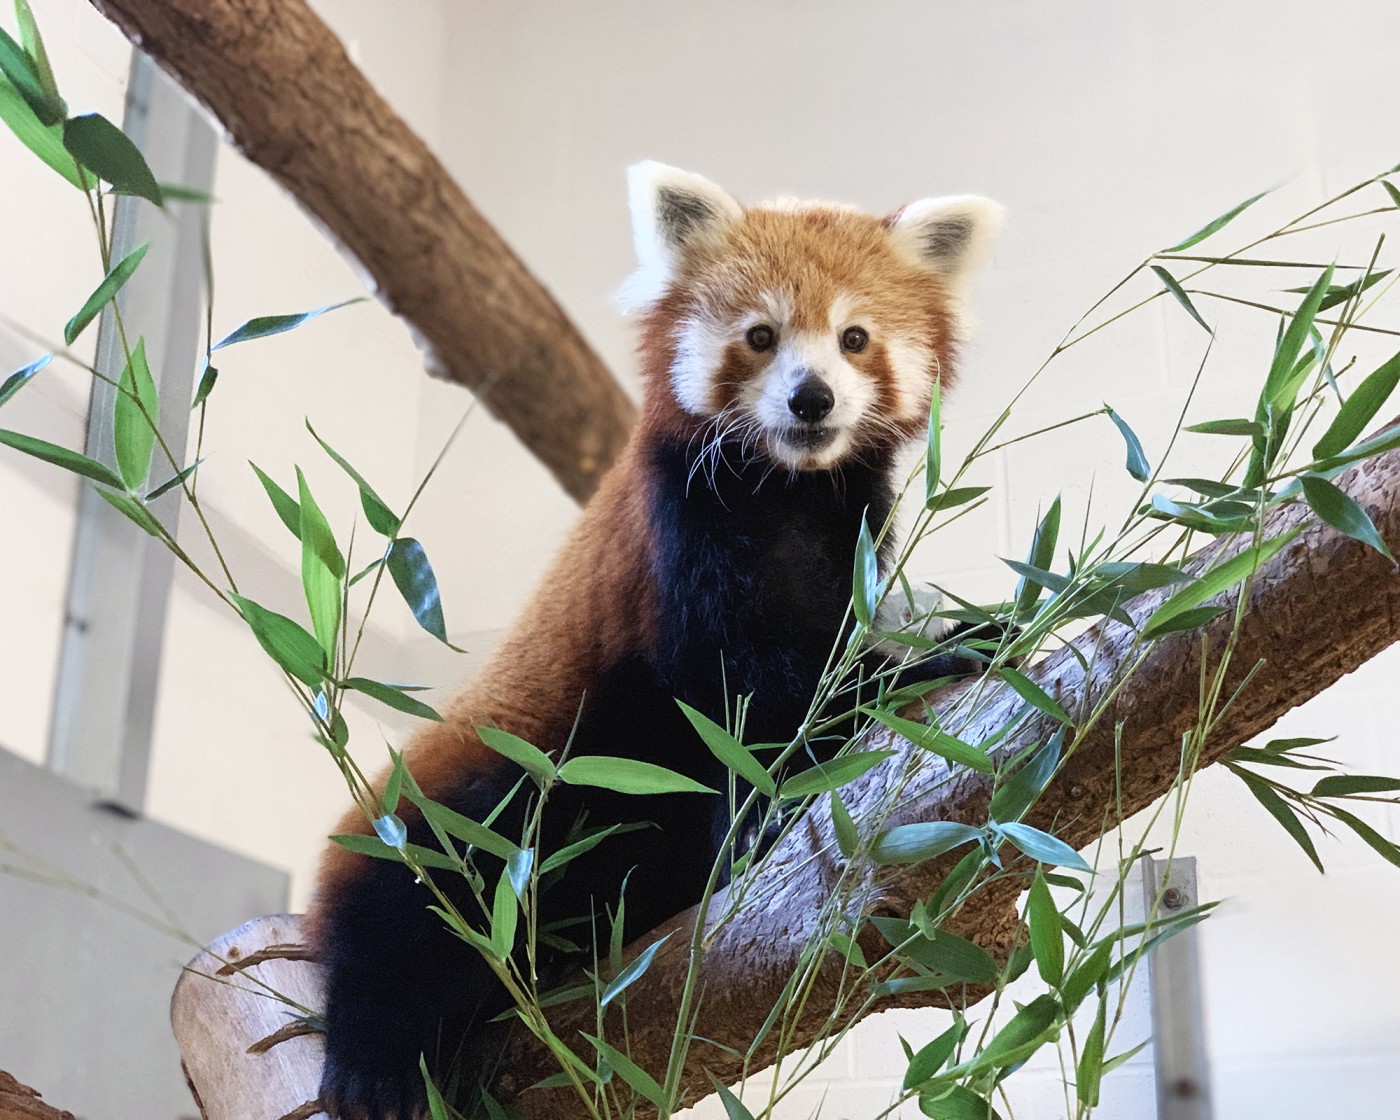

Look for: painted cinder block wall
[1,1,1397,1117]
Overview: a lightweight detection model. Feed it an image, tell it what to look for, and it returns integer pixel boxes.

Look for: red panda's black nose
[788,376,835,423]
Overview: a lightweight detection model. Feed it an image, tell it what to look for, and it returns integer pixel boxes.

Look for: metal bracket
[1141,854,1214,1119]
[45,54,218,811]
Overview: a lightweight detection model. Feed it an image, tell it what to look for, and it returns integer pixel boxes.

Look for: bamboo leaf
[1014,497,1061,620]
[63,113,161,205]
[925,381,942,507]
[1107,407,1150,481]
[0,428,124,488]
[14,1,58,113]
[1300,474,1394,562]
[1185,418,1264,437]
[1143,527,1302,638]
[1151,265,1211,332]
[113,338,158,489]
[705,1076,758,1120]
[341,677,442,722]
[64,243,148,345]
[1327,804,1400,869]
[1311,774,1400,798]
[677,700,775,797]
[145,459,201,501]
[386,537,459,647]
[861,708,994,773]
[1264,264,1335,407]
[778,750,896,799]
[490,867,517,957]
[903,1016,968,1090]
[999,822,1092,871]
[1233,767,1323,871]
[830,791,859,858]
[1077,997,1107,1106]
[0,22,60,124]
[0,75,88,187]
[191,361,218,409]
[852,515,880,626]
[919,1085,1001,1120]
[558,756,716,796]
[872,918,999,982]
[583,1035,666,1108]
[230,593,326,687]
[476,725,556,786]
[296,469,343,661]
[1312,351,1400,460]
[0,353,49,407]
[926,484,992,514]
[600,933,671,1008]
[1027,870,1064,986]
[403,786,517,860]
[870,821,983,866]
[306,420,400,536]
[250,463,301,538]
[1161,190,1267,253]
[330,833,459,872]
[999,667,1071,725]
[212,297,365,349]
[990,732,1063,823]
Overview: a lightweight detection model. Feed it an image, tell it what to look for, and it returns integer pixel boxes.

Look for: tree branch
[86,0,636,503]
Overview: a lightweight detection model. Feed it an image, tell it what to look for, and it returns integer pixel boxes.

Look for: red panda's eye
[841,326,869,353]
[746,325,776,352]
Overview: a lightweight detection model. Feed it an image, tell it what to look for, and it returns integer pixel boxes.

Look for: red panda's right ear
[619,161,742,312]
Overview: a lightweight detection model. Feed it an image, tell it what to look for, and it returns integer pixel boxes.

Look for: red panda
[308,163,1003,1120]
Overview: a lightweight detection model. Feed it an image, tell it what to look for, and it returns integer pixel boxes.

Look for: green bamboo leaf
[14,1,58,112]
[1107,407,1150,481]
[329,833,459,872]
[1151,265,1211,332]
[1383,180,1400,211]
[212,297,365,349]
[924,381,942,508]
[919,1085,1001,1120]
[861,708,993,773]
[600,933,671,1008]
[1185,417,1264,437]
[676,700,775,797]
[1312,351,1400,460]
[1161,190,1267,253]
[230,593,326,687]
[96,489,162,538]
[1233,767,1323,871]
[1311,421,1400,472]
[113,338,158,489]
[1077,997,1107,1106]
[539,823,644,875]
[64,243,148,346]
[476,725,556,786]
[1264,264,1335,407]
[145,459,201,501]
[1143,527,1302,638]
[990,732,1063,823]
[341,677,442,722]
[970,994,1062,1070]
[902,1016,968,1090]
[0,75,88,187]
[852,515,880,626]
[1027,870,1064,986]
[584,1035,666,1108]
[0,428,124,487]
[778,750,896,800]
[999,667,1071,724]
[1327,804,1400,869]
[558,756,716,796]
[0,22,60,124]
[403,786,518,860]
[190,361,218,409]
[1014,497,1061,619]
[1286,268,1393,311]
[1300,474,1394,561]
[62,113,161,205]
[386,537,459,647]
[306,420,400,536]
[706,1075,758,1120]
[1311,774,1400,798]
[999,822,1092,871]
[871,822,982,866]
[420,1056,449,1120]
[829,790,859,858]
[372,812,407,850]
[296,469,343,661]
[926,485,992,514]
[250,462,301,538]
[1061,940,1112,1011]
[0,353,49,407]
[490,867,517,957]
[872,918,999,982]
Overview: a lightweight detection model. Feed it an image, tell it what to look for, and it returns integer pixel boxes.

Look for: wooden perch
[0,1072,74,1120]
[86,0,636,503]
[168,433,1400,1118]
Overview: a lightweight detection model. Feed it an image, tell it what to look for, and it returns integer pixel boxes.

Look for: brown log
[172,915,326,1120]
[0,1072,74,1120]
[86,0,635,503]
[167,432,1400,1118]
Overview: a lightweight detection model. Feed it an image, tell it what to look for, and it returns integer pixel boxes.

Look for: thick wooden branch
[169,436,1400,1118]
[0,1072,73,1120]
[87,0,635,502]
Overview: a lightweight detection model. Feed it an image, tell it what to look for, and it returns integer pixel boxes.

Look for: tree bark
[86,0,636,503]
[0,1072,73,1120]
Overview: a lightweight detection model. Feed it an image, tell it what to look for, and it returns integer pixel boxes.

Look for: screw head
[1162,886,1185,910]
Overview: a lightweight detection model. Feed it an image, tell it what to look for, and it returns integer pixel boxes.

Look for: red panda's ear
[620,162,743,311]
[888,196,1004,293]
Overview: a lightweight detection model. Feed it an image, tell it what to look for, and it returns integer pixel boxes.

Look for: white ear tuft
[889,195,1004,291]
[619,161,743,311]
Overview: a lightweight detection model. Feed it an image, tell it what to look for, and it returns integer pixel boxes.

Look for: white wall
[3,1,1399,1117]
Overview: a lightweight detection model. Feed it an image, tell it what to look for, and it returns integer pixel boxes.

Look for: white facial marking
[671,312,727,415]
[884,336,936,420]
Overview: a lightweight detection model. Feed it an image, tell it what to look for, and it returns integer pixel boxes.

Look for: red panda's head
[623,162,1003,471]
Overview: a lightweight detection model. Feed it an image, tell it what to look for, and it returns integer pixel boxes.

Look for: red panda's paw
[318,1054,429,1120]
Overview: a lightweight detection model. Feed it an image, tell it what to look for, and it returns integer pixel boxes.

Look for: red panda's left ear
[620,161,743,311]
[888,196,1004,293]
